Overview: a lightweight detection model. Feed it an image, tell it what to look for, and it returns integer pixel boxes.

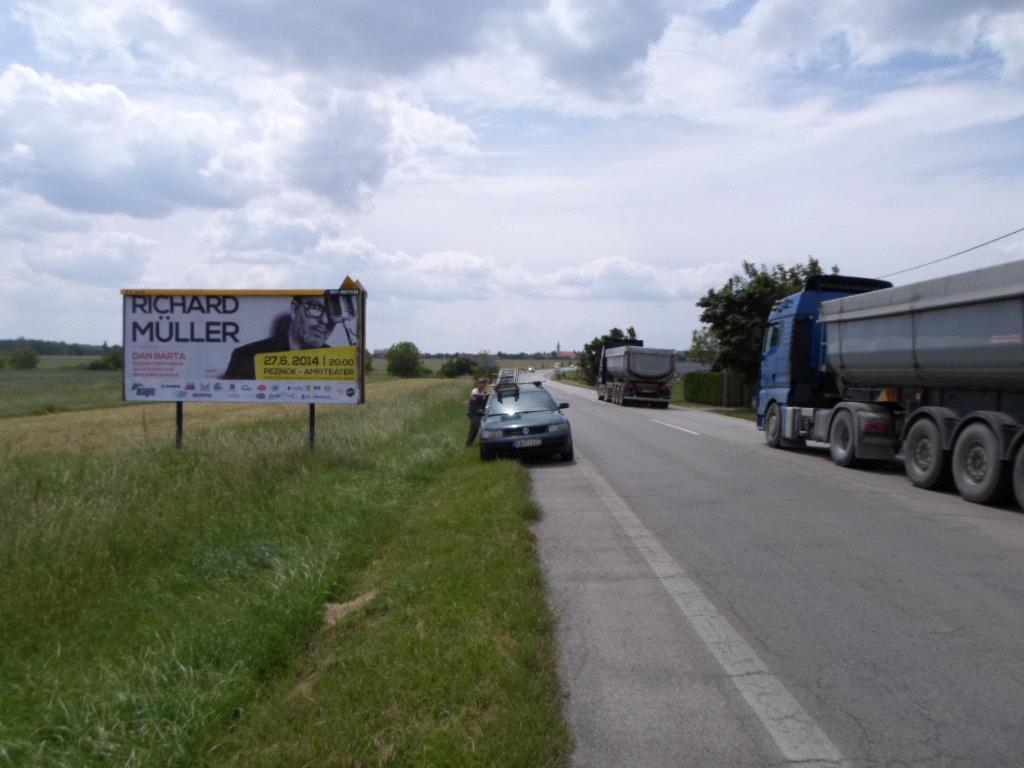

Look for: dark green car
[479,385,573,462]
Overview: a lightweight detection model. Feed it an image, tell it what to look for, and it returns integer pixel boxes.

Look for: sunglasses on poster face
[295,301,336,323]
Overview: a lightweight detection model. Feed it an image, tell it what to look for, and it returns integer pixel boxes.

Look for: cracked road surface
[532,379,1024,767]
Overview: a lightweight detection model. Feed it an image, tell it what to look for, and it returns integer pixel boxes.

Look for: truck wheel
[829,410,858,467]
[1012,447,1024,512]
[764,403,782,448]
[952,423,1004,504]
[903,418,948,489]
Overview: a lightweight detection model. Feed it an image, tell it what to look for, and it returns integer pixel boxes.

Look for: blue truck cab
[757,275,892,431]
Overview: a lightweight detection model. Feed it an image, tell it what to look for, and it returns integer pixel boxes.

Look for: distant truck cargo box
[603,345,676,380]
[598,345,676,407]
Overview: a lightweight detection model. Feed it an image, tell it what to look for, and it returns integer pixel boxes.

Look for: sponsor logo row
[131,381,357,400]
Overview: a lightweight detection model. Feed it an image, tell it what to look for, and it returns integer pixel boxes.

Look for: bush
[682,370,751,406]
[438,356,476,378]
[7,344,39,370]
[386,341,423,378]
[86,348,124,370]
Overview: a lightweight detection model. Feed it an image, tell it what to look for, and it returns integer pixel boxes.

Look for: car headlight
[548,423,569,434]
[480,429,502,439]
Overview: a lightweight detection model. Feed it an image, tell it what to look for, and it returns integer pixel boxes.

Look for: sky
[1,0,1022,353]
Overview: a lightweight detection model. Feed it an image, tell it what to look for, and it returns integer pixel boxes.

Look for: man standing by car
[466,377,489,446]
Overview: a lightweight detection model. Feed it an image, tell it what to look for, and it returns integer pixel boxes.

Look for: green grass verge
[0,380,570,767]
[0,366,123,418]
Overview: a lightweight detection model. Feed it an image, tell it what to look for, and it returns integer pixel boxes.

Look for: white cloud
[985,11,1024,78]
[179,0,536,77]
[285,94,393,209]
[522,0,672,96]
[1,0,1022,351]
[515,256,734,299]
[22,231,154,284]
[734,0,1021,71]
[0,65,257,216]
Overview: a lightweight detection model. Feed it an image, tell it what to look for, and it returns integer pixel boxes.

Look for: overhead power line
[876,225,1024,279]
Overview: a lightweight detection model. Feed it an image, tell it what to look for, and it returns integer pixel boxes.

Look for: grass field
[0,357,121,418]
[0,379,571,767]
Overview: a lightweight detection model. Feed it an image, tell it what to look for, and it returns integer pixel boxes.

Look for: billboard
[121,282,365,404]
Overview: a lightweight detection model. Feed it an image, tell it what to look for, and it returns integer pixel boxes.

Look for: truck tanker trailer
[757,259,1024,509]
[597,342,676,407]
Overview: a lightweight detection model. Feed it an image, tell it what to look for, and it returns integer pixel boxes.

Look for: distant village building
[552,341,576,360]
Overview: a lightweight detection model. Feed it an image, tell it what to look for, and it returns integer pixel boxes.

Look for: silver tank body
[820,260,1024,389]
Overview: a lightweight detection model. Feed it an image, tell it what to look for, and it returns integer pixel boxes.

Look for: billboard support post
[308,404,316,450]
[176,401,184,448]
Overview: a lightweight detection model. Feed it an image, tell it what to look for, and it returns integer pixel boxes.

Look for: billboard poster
[121,282,365,404]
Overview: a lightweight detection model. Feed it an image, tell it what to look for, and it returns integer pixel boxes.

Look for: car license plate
[513,438,542,448]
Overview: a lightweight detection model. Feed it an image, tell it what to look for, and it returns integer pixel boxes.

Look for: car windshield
[485,388,557,416]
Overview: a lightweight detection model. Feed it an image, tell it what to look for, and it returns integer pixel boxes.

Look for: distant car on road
[527,366,535,373]
[479,384,573,462]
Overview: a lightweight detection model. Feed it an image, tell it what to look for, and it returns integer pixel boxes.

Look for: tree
[386,341,423,378]
[685,328,719,366]
[696,257,835,385]
[578,326,638,385]
[7,343,39,370]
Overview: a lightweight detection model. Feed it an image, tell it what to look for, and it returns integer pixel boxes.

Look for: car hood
[482,410,567,429]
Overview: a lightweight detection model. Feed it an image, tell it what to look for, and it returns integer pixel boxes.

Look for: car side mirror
[558,402,570,409]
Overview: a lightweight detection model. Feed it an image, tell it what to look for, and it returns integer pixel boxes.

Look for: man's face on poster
[290,298,336,348]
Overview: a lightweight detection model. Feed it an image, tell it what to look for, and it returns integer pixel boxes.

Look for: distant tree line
[0,338,124,371]
[0,338,111,355]
[384,342,499,380]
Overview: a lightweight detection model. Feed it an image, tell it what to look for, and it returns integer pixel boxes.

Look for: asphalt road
[531,379,1024,768]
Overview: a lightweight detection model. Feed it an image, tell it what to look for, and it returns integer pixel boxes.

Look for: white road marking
[651,418,701,436]
[575,453,847,767]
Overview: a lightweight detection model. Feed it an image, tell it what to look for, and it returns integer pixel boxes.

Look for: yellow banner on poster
[254,346,357,380]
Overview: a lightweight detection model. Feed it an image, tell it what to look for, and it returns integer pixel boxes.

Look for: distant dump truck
[757,259,1024,509]
[597,342,676,408]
